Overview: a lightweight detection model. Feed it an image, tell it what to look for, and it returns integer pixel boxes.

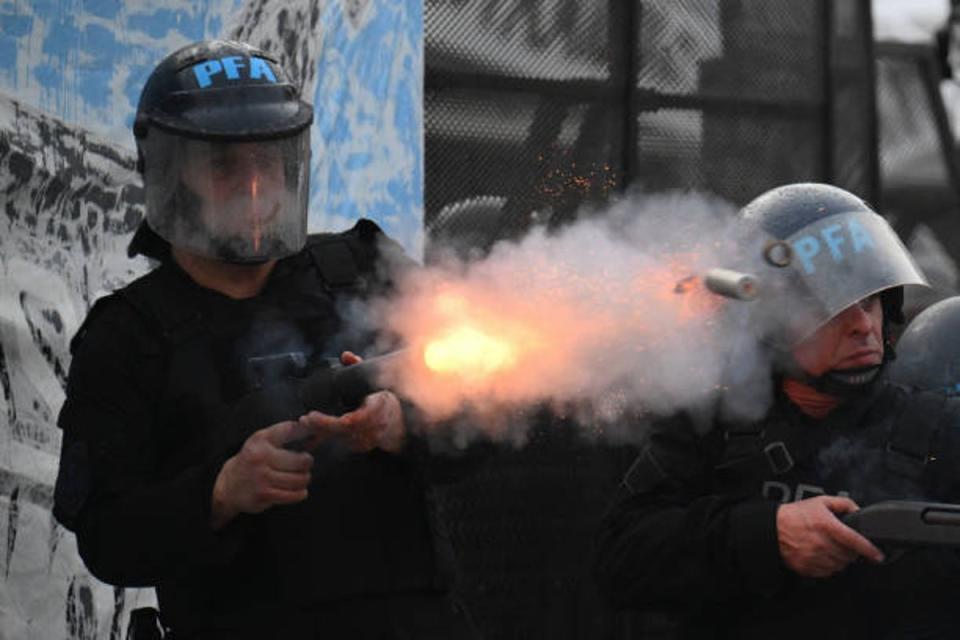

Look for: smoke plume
[366,190,781,442]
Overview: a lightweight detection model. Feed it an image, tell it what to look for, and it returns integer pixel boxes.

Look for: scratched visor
[775,209,927,341]
[143,128,309,263]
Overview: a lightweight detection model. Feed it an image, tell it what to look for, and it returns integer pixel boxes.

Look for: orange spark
[673,275,698,294]
[251,174,262,253]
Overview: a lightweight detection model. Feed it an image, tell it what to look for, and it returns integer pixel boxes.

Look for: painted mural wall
[0,1,423,637]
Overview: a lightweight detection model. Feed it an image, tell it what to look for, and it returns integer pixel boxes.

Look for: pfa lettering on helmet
[781,208,924,327]
[790,217,877,275]
[191,55,279,89]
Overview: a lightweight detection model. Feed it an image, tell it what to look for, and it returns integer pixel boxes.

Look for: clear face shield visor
[758,209,928,347]
[143,128,310,262]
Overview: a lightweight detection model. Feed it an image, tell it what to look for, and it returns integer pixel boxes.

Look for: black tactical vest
[99,223,440,633]
[712,385,947,506]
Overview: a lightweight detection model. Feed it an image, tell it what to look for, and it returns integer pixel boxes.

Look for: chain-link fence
[426,0,877,258]
[876,42,960,251]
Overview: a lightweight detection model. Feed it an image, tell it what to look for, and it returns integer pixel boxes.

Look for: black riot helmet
[886,296,960,395]
[132,40,314,263]
[739,183,928,393]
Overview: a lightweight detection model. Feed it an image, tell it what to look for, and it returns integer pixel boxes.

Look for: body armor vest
[714,387,948,507]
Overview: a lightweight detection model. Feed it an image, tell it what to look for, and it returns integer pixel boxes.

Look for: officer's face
[181,142,286,236]
[791,294,884,376]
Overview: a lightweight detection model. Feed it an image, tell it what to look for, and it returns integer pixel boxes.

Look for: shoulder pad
[70,265,184,354]
[305,218,415,292]
[69,293,131,355]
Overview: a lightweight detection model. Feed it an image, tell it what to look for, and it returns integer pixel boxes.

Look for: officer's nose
[838,300,877,335]
[232,154,259,189]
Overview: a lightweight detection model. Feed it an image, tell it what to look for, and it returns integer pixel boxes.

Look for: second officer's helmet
[740,183,928,350]
[133,40,314,263]
[886,296,960,394]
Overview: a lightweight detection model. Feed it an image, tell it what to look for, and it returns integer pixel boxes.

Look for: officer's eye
[857,294,880,312]
[209,149,236,176]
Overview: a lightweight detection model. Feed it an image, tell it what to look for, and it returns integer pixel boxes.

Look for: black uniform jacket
[595,382,960,639]
[53,221,466,638]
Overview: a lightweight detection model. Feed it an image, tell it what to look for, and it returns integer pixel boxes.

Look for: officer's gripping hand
[298,392,405,454]
[210,420,316,530]
[776,495,885,578]
[296,350,406,454]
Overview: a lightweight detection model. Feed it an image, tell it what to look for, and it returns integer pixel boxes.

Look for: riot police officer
[53,41,476,640]
[595,183,960,639]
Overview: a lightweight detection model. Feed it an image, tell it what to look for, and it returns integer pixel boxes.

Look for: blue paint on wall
[25,0,58,14]
[395,78,417,151]
[329,164,346,200]
[310,0,423,254]
[84,0,121,20]
[387,178,407,205]
[79,25,119,109]
[42,18,81,58]
[345,152,373,170]
[34,63,59,92]
[0,39,14,68]
[83,23,119,65]
[1,14,32,37]
[128,9,203,40]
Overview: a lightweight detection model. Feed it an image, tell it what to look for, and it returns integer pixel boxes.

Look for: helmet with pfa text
[131,40,314,263]
[739,183,929,392]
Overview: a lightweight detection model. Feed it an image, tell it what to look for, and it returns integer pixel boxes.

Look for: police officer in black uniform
[595,184,960,639]
[53,40,477,640]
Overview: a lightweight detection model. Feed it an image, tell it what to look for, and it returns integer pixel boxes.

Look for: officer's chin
[207,236,274,265]
[216,249,274,267]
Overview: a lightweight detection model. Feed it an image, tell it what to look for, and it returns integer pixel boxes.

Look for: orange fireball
[424,326,518,378]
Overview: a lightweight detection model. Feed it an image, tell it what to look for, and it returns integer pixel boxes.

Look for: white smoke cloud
[365,189,783,444]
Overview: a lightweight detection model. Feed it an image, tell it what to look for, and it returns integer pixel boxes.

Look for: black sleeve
[593,414,788,612]
[54,298,246,587]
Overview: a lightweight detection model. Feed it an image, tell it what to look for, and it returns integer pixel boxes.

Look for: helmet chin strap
[800,364,882,398]
[774,348,882,398]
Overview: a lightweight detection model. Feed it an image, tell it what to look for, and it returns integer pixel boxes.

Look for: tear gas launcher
[220,350,407,453]
[842,500,960,550]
